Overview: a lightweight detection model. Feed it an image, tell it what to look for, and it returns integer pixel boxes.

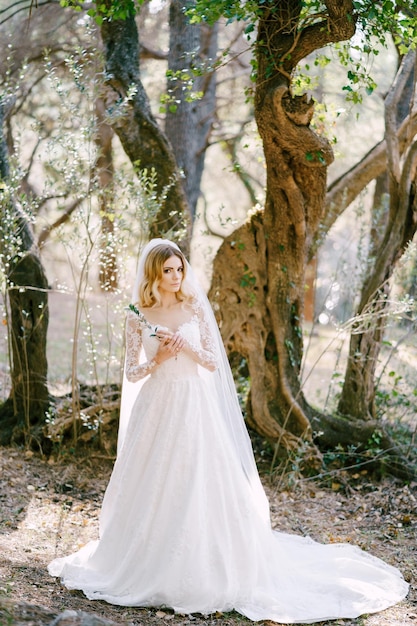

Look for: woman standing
[49,238,408,623]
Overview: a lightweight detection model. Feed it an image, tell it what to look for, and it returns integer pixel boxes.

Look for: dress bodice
[124,305,218,384]
[142,318,201,379]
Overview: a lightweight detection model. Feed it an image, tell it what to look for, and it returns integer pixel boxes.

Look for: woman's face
[158,254,184,294]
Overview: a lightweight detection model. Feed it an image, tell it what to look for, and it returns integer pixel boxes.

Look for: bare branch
[0,0,36,16]
[37,197,84,247]
[0,0,59,26]
[139,43,167,61]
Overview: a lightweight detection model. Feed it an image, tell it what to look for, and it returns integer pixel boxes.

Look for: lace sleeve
[125,310,158,382]
[182,301,218,372]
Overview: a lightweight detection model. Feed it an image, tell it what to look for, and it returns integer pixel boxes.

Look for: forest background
[0,1,417,624]
[0,0,416,474]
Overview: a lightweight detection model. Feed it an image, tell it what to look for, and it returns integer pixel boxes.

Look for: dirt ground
[0,446,416,626]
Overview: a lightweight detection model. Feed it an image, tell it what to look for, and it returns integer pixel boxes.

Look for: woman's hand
[154,329,184,363]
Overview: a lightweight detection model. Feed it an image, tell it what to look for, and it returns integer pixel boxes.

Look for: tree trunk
[336,170,389,419]
[0,97,51,447]
[211,2,355,467]
[95,97,118,292]
[98,2,191,245]
[319,108,417,256]
[210,212,310,460]
[165,0,218,220]
[260,84,333,431]
[209,5,415,477]
[254,2,355,440]
[338,52,417,420]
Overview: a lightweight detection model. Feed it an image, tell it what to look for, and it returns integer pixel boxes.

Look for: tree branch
[0,0,59,26]
[316,108,417,257]
[37,197,84,247]
[385,50,416,183]
[290,0,356,68]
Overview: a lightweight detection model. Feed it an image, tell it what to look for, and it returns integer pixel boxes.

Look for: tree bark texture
[165,0,218,220]
[211,1,356,456]
[98,3,191,244]
[210,211,310,458]
[0,98,50,446]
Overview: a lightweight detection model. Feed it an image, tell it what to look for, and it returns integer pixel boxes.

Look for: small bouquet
[127,304,158,336]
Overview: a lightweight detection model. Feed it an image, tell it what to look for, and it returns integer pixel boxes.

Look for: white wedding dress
[48,307,409,624]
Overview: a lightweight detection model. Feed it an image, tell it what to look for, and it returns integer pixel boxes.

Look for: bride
[48,238,409,623]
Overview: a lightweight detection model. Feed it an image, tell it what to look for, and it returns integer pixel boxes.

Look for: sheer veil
[118,238,270,523]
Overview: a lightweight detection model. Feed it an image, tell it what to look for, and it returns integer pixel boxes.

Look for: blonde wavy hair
[137,244,194,308]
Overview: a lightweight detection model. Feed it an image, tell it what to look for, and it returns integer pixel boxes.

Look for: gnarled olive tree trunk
[211,6,415,477]
[210,211,305,457]
[211,2,355,466]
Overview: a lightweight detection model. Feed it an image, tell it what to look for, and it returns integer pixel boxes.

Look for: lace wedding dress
[48,304,409,624]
